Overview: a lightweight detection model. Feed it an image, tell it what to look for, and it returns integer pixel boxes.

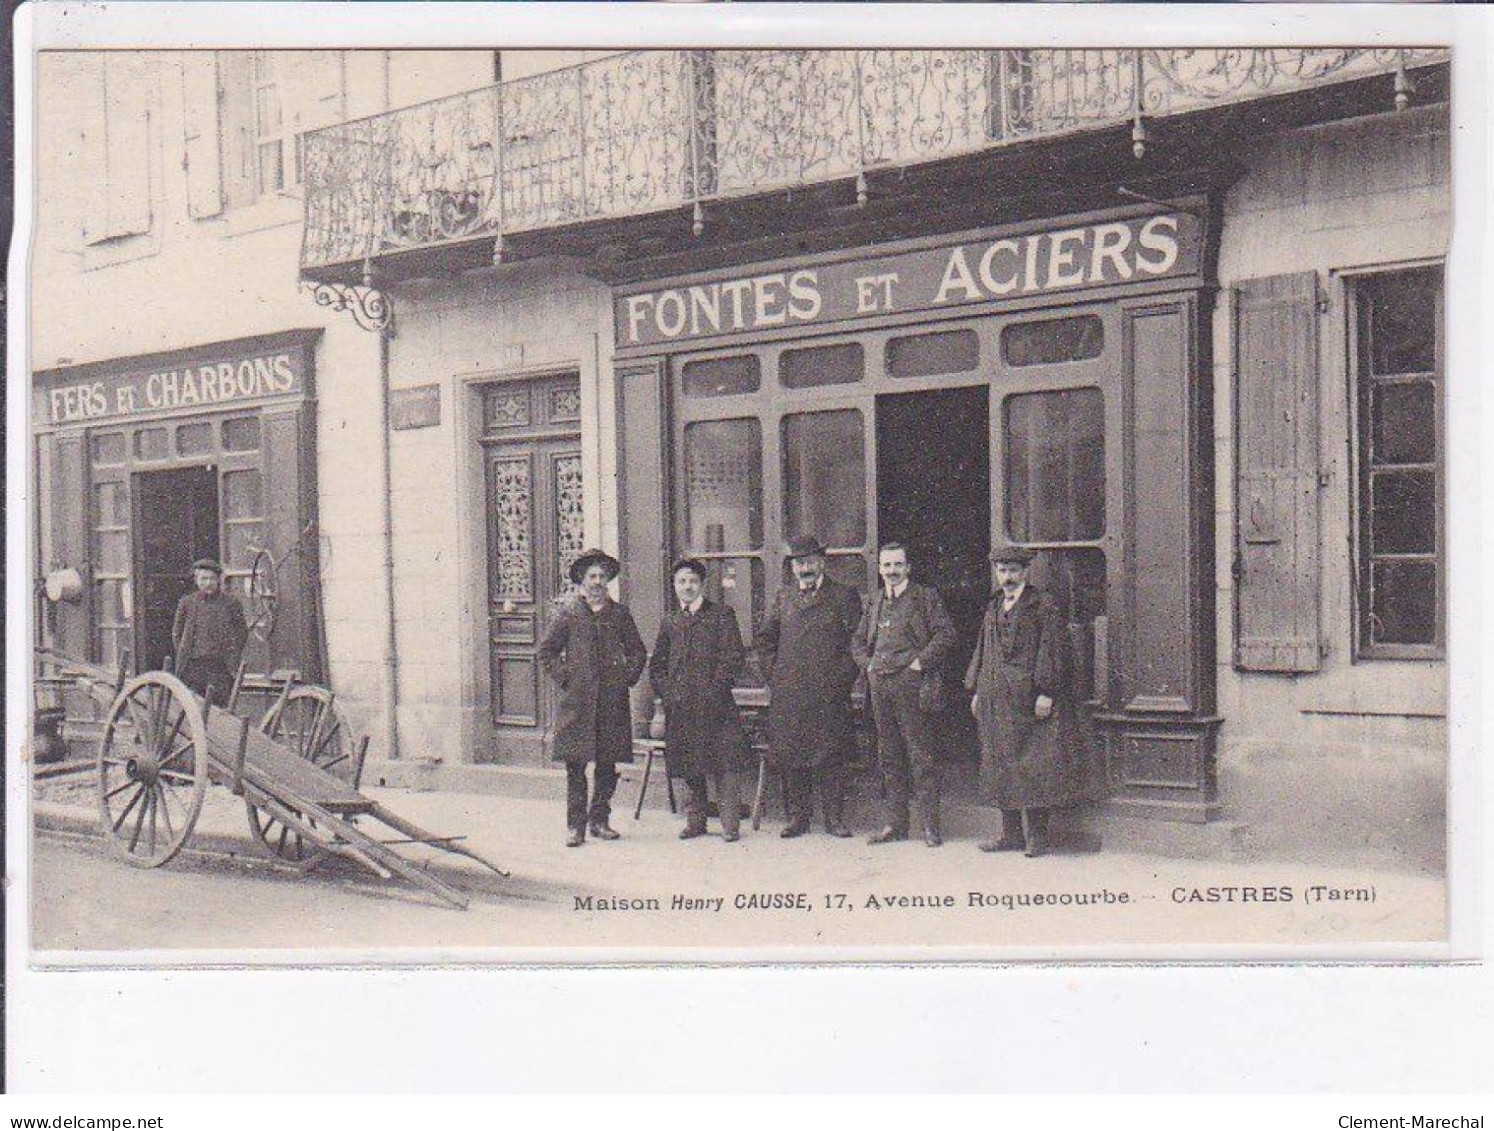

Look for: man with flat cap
[852,542,956,847]
[756,535,862,838]
[650,558,751,842]
[965,545,1083,858]
[172,558,248,705]
[539,548,648,847]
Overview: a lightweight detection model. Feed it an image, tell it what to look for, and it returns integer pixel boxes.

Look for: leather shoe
[827,824,853,839]
[679,823,708,840]
[722,830,741,843]
[867,826,907,845]
[565,828,585,848]
[780,821,809,839]
[589,821,621,841]
[1024,831,1047,858]
[923,826,943,848]
[978,836,1026,853]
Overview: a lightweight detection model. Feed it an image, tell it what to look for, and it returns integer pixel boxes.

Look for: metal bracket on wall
[301,263,393,334]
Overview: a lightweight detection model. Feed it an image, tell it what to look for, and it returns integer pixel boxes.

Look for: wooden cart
[37,649,507,910]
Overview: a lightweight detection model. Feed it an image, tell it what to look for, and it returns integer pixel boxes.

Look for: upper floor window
[1354,266,1443,658]
[252,53,295,195]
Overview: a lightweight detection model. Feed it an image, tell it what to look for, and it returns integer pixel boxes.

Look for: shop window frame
[1346,262,1446,661]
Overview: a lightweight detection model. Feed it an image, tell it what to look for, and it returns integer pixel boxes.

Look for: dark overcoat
[756,578,862,770]
[964,585,1087,810]
[538,595,648,766]
[649,600,752,778]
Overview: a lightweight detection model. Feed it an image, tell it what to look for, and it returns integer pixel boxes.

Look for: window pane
[95,530,129,574]
[1371,381,1436,466]
[222,416,261,451]
[1004,388,1105,542]
[684,419,763,551]
[177,422,214,456]
[223,469,264,521]
[782,410,866,549]
[681,355,761,398]
[90,433,126,466]
[134,428,170,461]
[887,328,979,378]
[1370,560,1437,646]
[1370,470,1435,555]
[1001,314,1104,367]
[224,522,265,571]
[95,481,129,527]
[779,342,863,389]
[96,578,130,625]
[254,82,281,135]
[1364,270,1437,375]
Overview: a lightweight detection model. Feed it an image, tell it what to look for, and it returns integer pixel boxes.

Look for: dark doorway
[133,465,221,672]
[875,385,991,759]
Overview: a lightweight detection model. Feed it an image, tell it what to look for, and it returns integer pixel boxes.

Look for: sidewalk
[30,766,1446,956]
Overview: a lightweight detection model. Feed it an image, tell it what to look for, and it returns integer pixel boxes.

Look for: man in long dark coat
[538,548,648,848]
[756,535,861,838]
[172,558,248,705]
[649,558,751,842]
[852,543,956,847]
[965,546,1084,858]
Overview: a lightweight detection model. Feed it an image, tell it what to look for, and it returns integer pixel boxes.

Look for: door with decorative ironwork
[481,377,585,761]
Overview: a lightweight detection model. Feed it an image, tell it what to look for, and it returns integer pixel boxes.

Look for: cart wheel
[97,672,209,868]
[247,549,278,644]
[245,685,353,862]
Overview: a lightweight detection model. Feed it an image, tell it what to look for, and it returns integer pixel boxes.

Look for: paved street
[29,783,1444,957]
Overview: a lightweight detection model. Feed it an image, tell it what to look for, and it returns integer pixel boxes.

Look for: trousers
[179,658,234,706]
[683,771,743,836]
[784,763,846,829]
[566,761,619,831]
[869,669,940,832]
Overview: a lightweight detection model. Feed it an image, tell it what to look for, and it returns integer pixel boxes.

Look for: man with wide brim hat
[965,543,1088,857]
[172,557,247,705]
[756,533,863,838]
[540,548,647,847]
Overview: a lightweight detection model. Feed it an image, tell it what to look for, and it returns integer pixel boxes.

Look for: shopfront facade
[34,332,326,700]
[611,204,1221,820]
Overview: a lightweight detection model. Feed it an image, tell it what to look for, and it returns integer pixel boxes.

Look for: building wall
[30,50,496,752]
[1213,105,1450,869]
[383,264,613,764]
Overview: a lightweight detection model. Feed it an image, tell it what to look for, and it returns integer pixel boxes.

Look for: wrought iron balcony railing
[301,47,1447,272]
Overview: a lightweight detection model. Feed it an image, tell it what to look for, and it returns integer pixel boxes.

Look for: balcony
[300,48,1448,276]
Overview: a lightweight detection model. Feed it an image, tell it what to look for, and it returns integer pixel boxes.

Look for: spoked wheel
[245,685,354,864]
[97,673,209,867]
[247,548,278,644]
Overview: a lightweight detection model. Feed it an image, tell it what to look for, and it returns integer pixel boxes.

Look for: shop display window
[779,341,864,389]
[1004,386,1104,543]
[781,409,866,550]
[886,327,979,378]
[1001,313,1104,367]
[681,354,761,398]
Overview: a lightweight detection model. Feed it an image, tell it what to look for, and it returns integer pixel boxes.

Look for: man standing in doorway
[756,535,862,839]
[853,542,956,847]
[172,558,248,705]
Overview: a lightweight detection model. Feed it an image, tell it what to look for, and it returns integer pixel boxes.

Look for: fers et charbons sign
[615,209,1205,350]
[37,333,314,427]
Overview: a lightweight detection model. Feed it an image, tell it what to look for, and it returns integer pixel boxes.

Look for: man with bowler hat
[650,558,752,842]
[756,535,862,838]
[965,545,1083,858]
[538,548,648,848]
[172,558,248,705]
[852,542,956,847]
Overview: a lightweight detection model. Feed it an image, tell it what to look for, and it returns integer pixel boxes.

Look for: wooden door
[481,376,584,761]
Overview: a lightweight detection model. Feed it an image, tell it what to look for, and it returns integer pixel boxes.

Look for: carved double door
[481,376,585,761]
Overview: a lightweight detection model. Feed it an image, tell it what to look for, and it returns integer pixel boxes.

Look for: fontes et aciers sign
[38,333,313,426]
[615,209,1205,350]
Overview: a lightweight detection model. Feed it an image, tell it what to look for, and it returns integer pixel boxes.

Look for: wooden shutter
[260,407,324,682]
[182,53,223,218]
[78,56,109,245]
[1234,272,1322,672]
[218,52,256,209]
[80,55,155,243]
[49,434,92,659]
